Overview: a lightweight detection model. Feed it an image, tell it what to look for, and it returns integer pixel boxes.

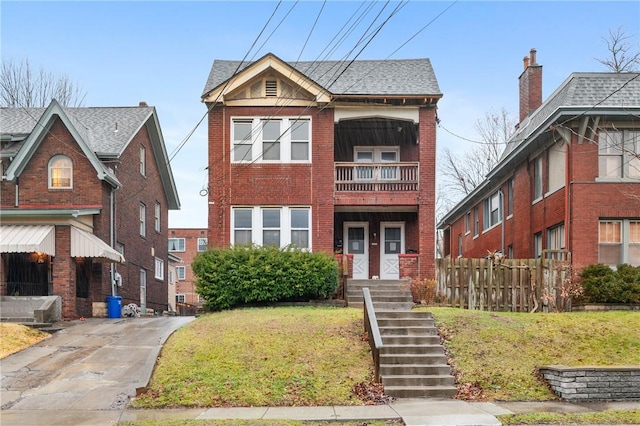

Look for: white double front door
[344,221,404,280]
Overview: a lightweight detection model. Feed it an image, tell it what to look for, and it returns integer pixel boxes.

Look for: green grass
[132,307,373,408]
[497,409,640,425]
[424,307,640,401]
[119,421,398,426]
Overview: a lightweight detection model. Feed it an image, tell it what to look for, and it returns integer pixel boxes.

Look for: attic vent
[265,80,278,97]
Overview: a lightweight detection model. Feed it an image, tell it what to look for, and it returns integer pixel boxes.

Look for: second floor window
[140,145,146,176]
[197,238,208,252]
[139,203,146,237]
[48,155,73,189]
[155,202,161,232]
[168,238,185,252]
[598,129,640,179]
[483,191,501,230]
[232,117,311,163]
[154,257,164,280]
[176,266,186,280]
[533,156,543,200]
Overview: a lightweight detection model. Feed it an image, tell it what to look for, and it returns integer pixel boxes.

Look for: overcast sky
[2,1,638,228]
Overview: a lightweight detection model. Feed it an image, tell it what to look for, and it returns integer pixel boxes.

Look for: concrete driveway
[1,316,194,425]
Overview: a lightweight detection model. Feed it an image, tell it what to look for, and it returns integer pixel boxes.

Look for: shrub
[192,245,339,311]
[579,263,640,304]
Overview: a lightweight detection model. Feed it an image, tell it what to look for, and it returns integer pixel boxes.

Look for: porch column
[52,225,77,319]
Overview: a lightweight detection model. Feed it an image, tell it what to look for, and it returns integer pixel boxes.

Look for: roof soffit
[203,54,330,104]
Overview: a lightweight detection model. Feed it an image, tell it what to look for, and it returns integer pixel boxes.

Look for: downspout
[110,186,117,297]
[14,177,19,207]
[498,188,505,254]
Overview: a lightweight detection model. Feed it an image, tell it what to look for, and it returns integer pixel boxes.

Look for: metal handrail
[362,287,383,382]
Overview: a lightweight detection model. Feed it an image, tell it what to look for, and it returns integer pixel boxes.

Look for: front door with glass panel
[380,222,404,279]
[344,222,369,279]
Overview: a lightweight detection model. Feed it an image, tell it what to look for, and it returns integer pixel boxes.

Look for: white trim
[231,206,311,249]
[344,222,369,279]
[334,107,419,123]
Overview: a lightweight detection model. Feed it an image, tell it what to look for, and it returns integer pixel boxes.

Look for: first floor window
[473,206,479,236]
[547,223,566,260]
[176,294,186,303]
[232,206,311,249]
[154,257,164,280]
[599,219,640,266]
[176,266,186,280]
[465,212,471,234]
[534,232,543,259]
[197,237,208,252]
[457,233,463,257]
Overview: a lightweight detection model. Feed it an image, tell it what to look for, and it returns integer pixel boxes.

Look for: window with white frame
[465,212,471,234]
[473,206,479,236]
[598,129,640,179]
[534,232,543,259]
[197,238,208,252]
[507,178,514,217]
[290,208,309,249]
[140,145,146,176]
[168,238,185,252]
[232,117,311,163]
[483,191,501,229]
[176,294,185,303]
[48,155,73,189]
[262,209,281,247]
[599,220,640,266]
[354,147,399,180]
[139,203,146,237]
[547,223,566,259]
[155,202,161,233]
[154,257,164,280]
[548,142,566,193]
[457,233,463,257]
[232,206,311,248]
[533,156,543,200]
[176,266,186,280]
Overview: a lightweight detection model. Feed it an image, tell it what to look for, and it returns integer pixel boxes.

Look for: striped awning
[71,226,125,263]
[0,225,56,256]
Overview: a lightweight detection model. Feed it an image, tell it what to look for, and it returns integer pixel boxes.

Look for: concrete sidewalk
[1,399,638,425]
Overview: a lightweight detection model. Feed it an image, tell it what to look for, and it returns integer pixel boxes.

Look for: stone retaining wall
[539,365,640,401]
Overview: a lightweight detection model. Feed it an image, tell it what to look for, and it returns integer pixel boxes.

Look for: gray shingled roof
[502,72,640,158]
[438,72,640,228]
[0,106,153,156]
[202,54,441,98]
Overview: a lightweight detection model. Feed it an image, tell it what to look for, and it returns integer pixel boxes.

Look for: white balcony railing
[335,162,419,191]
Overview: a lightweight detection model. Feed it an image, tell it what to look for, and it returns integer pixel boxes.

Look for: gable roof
[1,100,180,210]
[202,52,441,101]
[437,72,640,229]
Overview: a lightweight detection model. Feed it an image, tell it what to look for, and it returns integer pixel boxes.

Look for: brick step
[382,374,456,387]
[383,385,458,399]
[382,335,441,345]
[379,364,452,376]
[379,353,449,365]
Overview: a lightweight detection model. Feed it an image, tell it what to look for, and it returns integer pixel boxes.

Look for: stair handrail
[362,287,383,382]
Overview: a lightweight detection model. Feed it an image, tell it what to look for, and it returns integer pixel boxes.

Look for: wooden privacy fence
[435,253,572,312]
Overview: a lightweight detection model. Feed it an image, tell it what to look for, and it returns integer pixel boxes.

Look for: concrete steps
[347,279,412,310]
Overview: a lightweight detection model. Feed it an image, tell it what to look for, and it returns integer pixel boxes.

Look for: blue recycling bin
[106,296,122,318]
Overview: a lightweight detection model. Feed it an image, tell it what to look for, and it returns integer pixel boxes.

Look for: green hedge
[579,263,640,304]
[192,245,339,311]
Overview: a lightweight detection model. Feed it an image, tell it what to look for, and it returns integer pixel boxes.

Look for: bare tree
[596,26,640,72]
[0,58,86,107]
[439,108,516,200]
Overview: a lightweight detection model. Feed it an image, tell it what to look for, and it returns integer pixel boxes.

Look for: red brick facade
[1,103,178,319]
[168,228,208,305]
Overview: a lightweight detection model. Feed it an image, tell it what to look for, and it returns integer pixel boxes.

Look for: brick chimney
[518,48,542,122]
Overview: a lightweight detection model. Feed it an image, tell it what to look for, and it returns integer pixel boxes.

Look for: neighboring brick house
[168,228,208,306]
[0,100,180,319]
[438,50,640,272]
[201,53,441,281]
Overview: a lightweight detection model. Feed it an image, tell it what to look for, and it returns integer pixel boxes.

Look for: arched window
[48,155,72,189]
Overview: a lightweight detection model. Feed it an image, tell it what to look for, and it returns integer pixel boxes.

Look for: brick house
[0,100,180,319]
[168,228,208,306]
[201,53,441,282]
[438,50,640,272]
